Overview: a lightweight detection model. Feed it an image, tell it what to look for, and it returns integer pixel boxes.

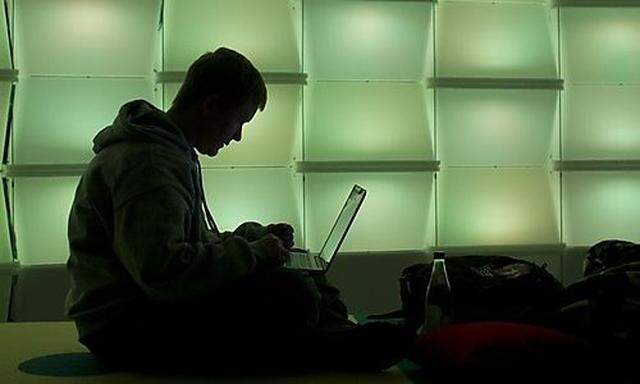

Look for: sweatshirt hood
[93,100,195,159]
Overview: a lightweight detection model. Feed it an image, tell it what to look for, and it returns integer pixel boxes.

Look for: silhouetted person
[65,47,413,374]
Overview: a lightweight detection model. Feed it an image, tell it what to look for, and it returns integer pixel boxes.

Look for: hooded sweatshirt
[66,100,272,341]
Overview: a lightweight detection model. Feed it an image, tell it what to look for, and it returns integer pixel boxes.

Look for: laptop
[285,185,367,272]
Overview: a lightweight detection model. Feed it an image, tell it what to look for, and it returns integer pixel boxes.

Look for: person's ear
[201,94,221,118]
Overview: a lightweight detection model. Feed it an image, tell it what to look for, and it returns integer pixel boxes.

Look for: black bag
[371,255,564,328]
[584,239,640,276]
[550,240,640,369]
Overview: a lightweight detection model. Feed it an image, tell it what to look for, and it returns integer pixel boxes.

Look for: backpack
[370,255,564,329]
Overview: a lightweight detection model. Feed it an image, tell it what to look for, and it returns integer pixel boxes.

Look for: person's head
[168,47,267,156]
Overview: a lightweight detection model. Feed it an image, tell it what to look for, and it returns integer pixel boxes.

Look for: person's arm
[219,222,294,249]
[219,221,269,243]
[112,179,288,302]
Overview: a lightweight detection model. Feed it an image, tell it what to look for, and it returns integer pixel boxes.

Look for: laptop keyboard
[287,252,324,270]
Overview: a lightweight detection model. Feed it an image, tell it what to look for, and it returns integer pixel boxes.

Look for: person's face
[195,95,258,156]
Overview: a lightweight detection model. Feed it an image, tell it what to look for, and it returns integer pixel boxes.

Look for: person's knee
[255,268,322,327]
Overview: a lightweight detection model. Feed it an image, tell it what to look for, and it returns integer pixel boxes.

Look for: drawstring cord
[195,157,219,234]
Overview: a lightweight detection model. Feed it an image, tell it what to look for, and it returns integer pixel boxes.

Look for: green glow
[0,83,9,154]
[304,0,429,80]
[564,173,640,246]
[15,177,79,265]
[14,77,155,164]
[164,0,301,72]
[202,168,304,247]
[439,169,560,246]
[0,2,9,69]
[15,170,303,264]
[565,86,640,159]
[305,82,433,161]
[437,2,557,77]
[0,185,10,263]
[562,8,640,83]
[6,0,640,258]
[306,173,434,252]
[15,0,159,75]
[438,89,557,166]
[165,84,302,167]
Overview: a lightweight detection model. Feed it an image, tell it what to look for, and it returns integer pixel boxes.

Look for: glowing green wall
[0,1,9,69]
[305,82,433,161]
[1,2,11,264]
[14,78,154,164]
[4,0,640,264]
[0,185,10,263]
[304,0,430,81]
[164,0,301,73]
[437,1,558,78]
[14,177,78,265]
[561,6,640,246]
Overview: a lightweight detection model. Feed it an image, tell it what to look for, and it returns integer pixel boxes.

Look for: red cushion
[409,322,588,369]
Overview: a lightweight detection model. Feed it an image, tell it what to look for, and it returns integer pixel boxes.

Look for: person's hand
[250,233,290,269]
[266,223,295,249]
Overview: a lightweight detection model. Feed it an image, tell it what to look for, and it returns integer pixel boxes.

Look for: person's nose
[233,127,242,142]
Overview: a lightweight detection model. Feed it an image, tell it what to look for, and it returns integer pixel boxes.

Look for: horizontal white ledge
[554,160,640,171]
[17,160,639,177]
[432,244,567,255]
[0,69,18,82]
[567,82,640,87]
[2,164,88,177]
[428,77,564,90]
[155,71,308,85]
[554,0,640,6]
[337,249,428,257]
[200,165,290,170]
[295,161,440,173]
[27,74,148,80]
[0,164,294,177]
[312,79,422,84]
[443,165,547,169]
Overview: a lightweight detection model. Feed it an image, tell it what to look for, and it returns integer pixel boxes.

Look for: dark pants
[83,268,356,374]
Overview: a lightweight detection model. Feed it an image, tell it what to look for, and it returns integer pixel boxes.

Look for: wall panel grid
[0,0,638,266]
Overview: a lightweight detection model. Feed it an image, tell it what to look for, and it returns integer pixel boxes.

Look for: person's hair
[171,47,267,113]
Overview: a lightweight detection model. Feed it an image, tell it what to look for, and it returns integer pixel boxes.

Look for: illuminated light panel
[305,82,433,161]
[562,8,640,83]
[304,0,430,80]
[438,168,560,246]
[564,172,640,246]
[16,0,160,75]
[14,77,154,164]
[202,168,304,247]
[564,86,640,159]
[164,0,301,72]
[0,2,9,69]
[14,177,79,264]
[438,89,558,166]
[305,173,434,252]
[437,2,557,78]
[165,84,302,167]
[0,82,9,153]
[0,184,11,263]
